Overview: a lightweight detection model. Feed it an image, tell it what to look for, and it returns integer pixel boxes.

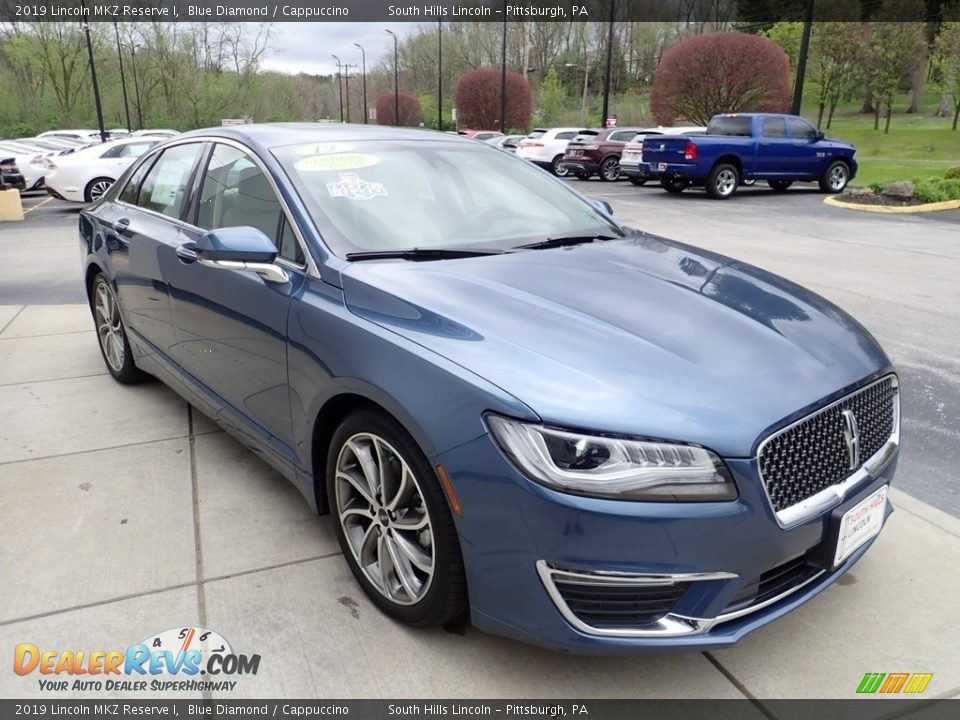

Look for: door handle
[176,245,198,264]
[113,217,130,232]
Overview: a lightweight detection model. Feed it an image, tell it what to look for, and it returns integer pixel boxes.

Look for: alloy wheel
[829,164,848,190]
[335,433,435,606]
[94,281,125,372]
[89,179,113,201]
[715,169,737,196]
[601,158,620,181]
[552,157,569,177]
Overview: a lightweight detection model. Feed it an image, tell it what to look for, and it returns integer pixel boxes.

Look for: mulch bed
[834,193,924,207]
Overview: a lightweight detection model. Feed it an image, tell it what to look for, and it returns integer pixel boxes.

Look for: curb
[824,195,960,214]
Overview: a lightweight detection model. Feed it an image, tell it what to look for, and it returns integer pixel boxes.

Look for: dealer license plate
[834,485,887,566]
[657,162,667,171]
[622,151,640,161]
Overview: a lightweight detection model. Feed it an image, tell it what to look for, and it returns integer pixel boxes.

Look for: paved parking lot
[1,186,959,702]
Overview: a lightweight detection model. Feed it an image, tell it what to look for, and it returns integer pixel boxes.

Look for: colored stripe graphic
[880,673,910,693]
[857,673,885,694]
[903,673,933,694]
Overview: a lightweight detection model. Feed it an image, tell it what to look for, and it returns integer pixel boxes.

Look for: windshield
[273,139,621,257]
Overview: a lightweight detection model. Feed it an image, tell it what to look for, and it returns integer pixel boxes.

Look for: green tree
[867,14,926,134]
[932,19,960,130]
[538,67,565,125]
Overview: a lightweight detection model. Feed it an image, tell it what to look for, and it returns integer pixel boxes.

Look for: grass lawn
[799,89,960,187]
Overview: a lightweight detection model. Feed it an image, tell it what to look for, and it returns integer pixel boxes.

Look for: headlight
[487,415,737,502]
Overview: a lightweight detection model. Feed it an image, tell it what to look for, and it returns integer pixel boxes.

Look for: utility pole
[81,17,107,143]
[385,29,399,126]
[128,43,143,130]
[342,63,357,123]
[113,22,131,132]
[331,55,344,122]
[791,0,815,116]
[600,0,615,128]
[353,43,368,124]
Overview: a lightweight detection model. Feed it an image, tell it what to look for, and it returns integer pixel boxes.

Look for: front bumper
[439,433,897,652]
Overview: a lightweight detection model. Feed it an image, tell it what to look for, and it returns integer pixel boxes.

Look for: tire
[768,179,793,192]
[551,155,569,177]
[629,177,648,186]
[85,177,115,203]
[599,156,621,182]
[660,177,689,194]
[819,160,850,193]
[90,273,146,384]
[327,409,467,627]
[706,163,739,199]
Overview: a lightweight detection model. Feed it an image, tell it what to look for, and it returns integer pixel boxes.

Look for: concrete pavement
[1,304,959,701]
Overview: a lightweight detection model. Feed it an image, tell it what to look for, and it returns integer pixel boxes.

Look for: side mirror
[194,227,288,284]
[592,199,614,216]
[816,130,825,141]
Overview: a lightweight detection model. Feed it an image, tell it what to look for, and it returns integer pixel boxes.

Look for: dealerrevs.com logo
[14,626,261,692]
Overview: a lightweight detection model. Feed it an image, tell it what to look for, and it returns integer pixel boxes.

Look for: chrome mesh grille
[759,377,898,513]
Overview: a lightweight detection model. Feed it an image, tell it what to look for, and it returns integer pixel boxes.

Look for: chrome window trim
[114,135,320,279]
[756,374,900,530]
[536,561,732,638]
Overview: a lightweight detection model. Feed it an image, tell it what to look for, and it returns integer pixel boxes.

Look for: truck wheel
[629,177,648,186]
[599,157,621,182]
[660,177,689,194]
[706,164,739,199]
[819,160,849,193]
[551,155,570,177]
[768,180,793,192]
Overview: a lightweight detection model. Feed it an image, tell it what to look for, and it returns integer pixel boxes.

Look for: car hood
[340,236,891,457]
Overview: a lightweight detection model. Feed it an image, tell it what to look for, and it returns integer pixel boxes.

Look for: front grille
[759,376,897,514]
[554,579,689,629]
[722,556,821,615]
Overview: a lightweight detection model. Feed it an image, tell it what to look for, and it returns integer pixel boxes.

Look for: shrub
[455,68,532,131]
[375,93,423,127]
[869,182,885,193]
[945,166,960,180]
[912,177,960,203]
[650,32,792,125]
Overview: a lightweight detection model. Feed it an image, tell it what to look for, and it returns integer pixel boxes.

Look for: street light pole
[342,63,356,123]
[353,42,367,124]
[791,0,815,116]
[499,6,507,133]
[331,54,344,123]
[128,43,144,130]
[113,22,131,132]
[437,22,443,131]
[385,29,399,126]
[600,0,615,127]
[80,18,107,143]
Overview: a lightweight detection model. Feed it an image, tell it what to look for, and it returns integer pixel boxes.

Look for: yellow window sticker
[294,153,380,172]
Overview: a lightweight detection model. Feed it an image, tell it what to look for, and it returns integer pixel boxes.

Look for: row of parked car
[0,128,178,202]
[477,113,858,200]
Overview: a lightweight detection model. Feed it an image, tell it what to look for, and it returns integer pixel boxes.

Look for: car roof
[176,123,479,150]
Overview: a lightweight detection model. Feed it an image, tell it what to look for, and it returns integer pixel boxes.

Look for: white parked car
[44,137,160,203]
[38,129,104,143]
[515,127,593,177]
[0,141,56,190]
[619,126,706,186]
[133,129,180,139]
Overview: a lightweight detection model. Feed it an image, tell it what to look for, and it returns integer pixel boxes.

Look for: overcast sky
[260,23,417,76]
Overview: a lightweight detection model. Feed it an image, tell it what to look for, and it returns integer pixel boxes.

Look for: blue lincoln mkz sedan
[80,124,899,652]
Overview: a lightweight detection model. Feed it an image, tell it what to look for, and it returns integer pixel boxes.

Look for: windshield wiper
[515,233,619,251]
[345,247,508,262]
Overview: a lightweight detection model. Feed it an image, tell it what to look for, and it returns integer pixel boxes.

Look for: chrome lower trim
[758,375,900,529]
[536,561,733,638]
[714,569,826,624]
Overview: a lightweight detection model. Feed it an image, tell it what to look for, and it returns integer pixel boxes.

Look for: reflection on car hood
[341,236,891,457]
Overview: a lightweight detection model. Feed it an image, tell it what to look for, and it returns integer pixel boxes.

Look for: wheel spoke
[337,469,374,507]
[391,530,433,573]
[384,535,420,600]
[376,534,397,600]
[385,467,411,512]
[392,510,429,531]
[349,440,382,500]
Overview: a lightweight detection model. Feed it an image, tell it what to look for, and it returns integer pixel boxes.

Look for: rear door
[103,142,207,360]
[756,116,792,178]
[166,141,307,451]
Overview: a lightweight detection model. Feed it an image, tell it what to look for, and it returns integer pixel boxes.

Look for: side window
[762,117,787,138]
[118,142,156,158]
[136,143,204,219]
[279,217,305,265]
[555,131,576,140]
[100,144,125,159]
[197,143,302,263]
[787,117,819,140]
[610,131,635,142]
[119,155,156,205]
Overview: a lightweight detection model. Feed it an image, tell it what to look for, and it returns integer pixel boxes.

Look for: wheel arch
[712,154,742,175]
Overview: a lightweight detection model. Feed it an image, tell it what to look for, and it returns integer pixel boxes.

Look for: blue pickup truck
[639,113,858,199]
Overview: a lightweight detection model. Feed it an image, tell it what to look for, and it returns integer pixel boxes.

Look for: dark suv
[1,157,26,191]
[561,127,642,181]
